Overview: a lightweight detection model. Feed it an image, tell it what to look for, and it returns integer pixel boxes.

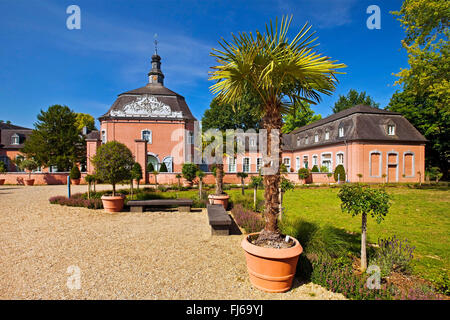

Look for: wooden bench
[127,199,193,213]
[207,204,232,236]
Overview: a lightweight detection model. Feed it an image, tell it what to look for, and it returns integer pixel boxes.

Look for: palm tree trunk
[361,212,367,272]
[279,188,283,221]
[215,163,224,195]
[258,105,282,242]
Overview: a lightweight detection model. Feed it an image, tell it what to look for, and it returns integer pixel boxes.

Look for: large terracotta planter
[101,194,125,213]
[208,194,230,209]
[0,179,5,185]
[24,179,35,186]
[71,178,80,185]
[241,232,303,293]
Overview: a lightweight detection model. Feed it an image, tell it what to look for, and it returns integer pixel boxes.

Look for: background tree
[210,16,345,243]
[201,96,261,132]
[92,141,134,196]
[282,102,322,133]
[388,0,449,179]
[75,113,96,132]
[17,158,38,181]
[338,185,391,271]
[131,162,143,190]
[332,89,380,113]
[22,105,84,171]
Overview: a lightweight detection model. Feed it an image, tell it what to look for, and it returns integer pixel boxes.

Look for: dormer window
[305,136,309,144]
[142,130,152,144]
[314,134,319,143]
[338,127,344,137]
[296,136,301,146]
[325,130,330,140]
[249,138,256,147]
[387,124,395,136]
[11,134,19,145]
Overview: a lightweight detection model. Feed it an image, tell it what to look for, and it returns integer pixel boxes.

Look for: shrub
[131,163,143,181]
[429,273,450,296]
[69,166,81,180]
[159,162,168,172]
[231,204,265,233]
[334,164,346,182]
[147,162,154,172]
[311,165,319,172]
[182,163,198,182]
[231,192,264,212]
[0,161,7,173]
[320,165,329,173]
[49,193,103,209]
[370,235,415,277]
[85,174,95,184]
[298,168,310,180]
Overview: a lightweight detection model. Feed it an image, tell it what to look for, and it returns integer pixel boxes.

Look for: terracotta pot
[208,194,230,209]
[0,179,5,185]
[71,178,80,185]
[101,194,125,213]
[24,179,35,186]
[241,232,303,293]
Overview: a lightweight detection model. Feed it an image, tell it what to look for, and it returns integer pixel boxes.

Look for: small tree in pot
[182,163,197,188]
[236,172,248,195]
[175,173,182,189]
[196,169,205,199]
[131,162,143,191]
[338,184,391,271]
[92,141,134,212]
[70,165,81,185]
[298,168,310,184]
[249,175,263,211]
[18,158,39,186]
[85,174,95,199]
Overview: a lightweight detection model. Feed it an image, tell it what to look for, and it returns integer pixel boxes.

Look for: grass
[174,186,449,283]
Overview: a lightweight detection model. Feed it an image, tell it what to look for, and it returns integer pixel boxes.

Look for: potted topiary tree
[311,165,319,173]
[182,163,197,188]
[0,161,6,185]
[338,184,391,271]
[131,162,143,190]
[209,16,344,292]
[236,172,248,195]
[249,175,263,210]
[70,165,81,185]
[196,169,205,199]
[92,141,134,213]
[85,174,95,199]
[298,168,310,185]
[334,164,346,183]
[18,158,39,186]
[175,173,182,189]
[152,170,159,190]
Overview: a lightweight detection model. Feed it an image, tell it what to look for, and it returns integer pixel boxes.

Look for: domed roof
[99,55,196,121]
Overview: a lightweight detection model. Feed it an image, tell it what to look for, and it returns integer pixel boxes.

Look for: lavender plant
[371,235,415,277]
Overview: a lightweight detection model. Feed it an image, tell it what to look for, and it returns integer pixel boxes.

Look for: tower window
[142,130,152,144]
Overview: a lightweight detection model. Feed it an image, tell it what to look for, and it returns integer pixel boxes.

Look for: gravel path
[0,185,345,300]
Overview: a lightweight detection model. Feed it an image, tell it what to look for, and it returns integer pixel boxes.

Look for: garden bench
[128,199,193,213]
[207,204,232,236]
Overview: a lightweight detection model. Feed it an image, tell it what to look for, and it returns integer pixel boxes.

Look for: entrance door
[388,165,397,182]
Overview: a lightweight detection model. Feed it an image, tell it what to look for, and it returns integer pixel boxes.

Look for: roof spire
[154,33,158,55]
[148,35,164,86]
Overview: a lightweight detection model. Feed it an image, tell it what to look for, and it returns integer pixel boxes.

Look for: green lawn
[175,186,449,282]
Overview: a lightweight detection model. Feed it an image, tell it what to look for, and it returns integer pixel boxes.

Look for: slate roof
[283,105,427,151]
[0,123,32,149]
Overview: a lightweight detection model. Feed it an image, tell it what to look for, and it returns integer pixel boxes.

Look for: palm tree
[209,16,345,243]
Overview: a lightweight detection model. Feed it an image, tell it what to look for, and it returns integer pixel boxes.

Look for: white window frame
[320,152,333,172]
[325,130,330,140]
[228,157,236,173]
[388,125,396,136]
[338,126,344,137]
[312,154,318,167]
[188,131,194,144]
[305,136,309,145]
[249,138,256,147]
[283,157,291,172]
[101,130,107,144]
[403,151,415,178]
[141,129,152,144]
[369,150,382,178]
[336,152,345,167]
[295,156,300,171]
[314,134,319,143]
[303,155,308,169]
[11,133,20,145]
[256,157,262,172]
[243,157,251,173]
[296,136,301,146]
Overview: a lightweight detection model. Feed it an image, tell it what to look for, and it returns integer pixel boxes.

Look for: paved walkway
[0,184,345,299]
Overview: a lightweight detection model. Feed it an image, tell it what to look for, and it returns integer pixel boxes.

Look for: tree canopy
[281,102,322,133]
[388,0,449,178]
[201,97,261,132]
[75,113,96,132]
[332,89,380,113]
[22,105,84,171]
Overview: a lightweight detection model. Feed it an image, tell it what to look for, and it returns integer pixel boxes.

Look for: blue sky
[0,0,408,129]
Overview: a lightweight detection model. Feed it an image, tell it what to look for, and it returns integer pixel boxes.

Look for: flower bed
[49,193,103,209]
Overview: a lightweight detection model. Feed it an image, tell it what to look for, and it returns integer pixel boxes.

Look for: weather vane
[154,33,158,55]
